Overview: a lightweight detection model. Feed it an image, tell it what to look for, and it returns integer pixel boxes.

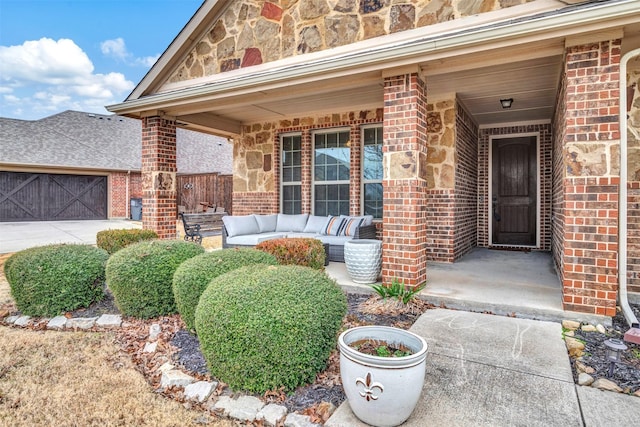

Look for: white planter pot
[338,326,428,427]
[344,239,382,284]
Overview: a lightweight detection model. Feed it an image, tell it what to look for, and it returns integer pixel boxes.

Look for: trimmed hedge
[96,228,158,254]
[172,248,278,332]
[195,264,347,393]
[256,237,326,270]
[4,244,109,317]
[106,240,204,318]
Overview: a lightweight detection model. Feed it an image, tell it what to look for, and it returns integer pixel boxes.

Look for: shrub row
[96,228,158,254]
[256,237,325,270]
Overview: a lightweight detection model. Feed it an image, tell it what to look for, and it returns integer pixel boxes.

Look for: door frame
[488,132,540,248]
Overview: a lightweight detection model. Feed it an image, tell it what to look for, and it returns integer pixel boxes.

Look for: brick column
[142,116,177,239]
[561,39,621,316]
[382,72,429,286]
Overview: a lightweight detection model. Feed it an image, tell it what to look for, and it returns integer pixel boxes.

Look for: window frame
[279,132,303,214]
[311,127,352,216]
[360,124,384,219]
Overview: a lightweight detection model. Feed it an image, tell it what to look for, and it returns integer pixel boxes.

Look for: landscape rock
[5,315,19,324]
[96,314,122,328]
[581,324,597,332]
[592,378,623,393]
[143,342,158,353]
[160,369,195,388]
[284,413,321,427]
[578,372,594,386]
[149,323,162,341]
[562,320,581,330]
[257,403,288,426]
[0,309,9,319]
[564,337,585,357]
[184,381,216,403]
[595,324,606,334]
[575,361,595,374]
[14,315,32,327]
[47,316,67,330]
[215,395,264,422]
[66,317,98,329]
[159,362,175,373]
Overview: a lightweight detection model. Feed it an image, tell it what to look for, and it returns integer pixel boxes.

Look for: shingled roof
[0,110,232,174]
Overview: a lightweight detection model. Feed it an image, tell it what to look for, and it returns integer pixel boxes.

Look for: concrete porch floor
[325,247,610,326]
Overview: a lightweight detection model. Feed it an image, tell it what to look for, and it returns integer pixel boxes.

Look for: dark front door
[0,172,107,221]
[491,136,537,246]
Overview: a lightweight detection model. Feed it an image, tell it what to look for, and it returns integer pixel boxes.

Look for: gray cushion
[315,235,352,245]
[276,213,309,232]
[226,233,285,246]
[303,215,329,233]
[254,214,277,233]
[222,215,259,237]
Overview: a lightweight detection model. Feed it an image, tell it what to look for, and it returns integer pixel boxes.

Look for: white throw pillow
[303,215,329,233]
[222,215,260,237]
[254,214,278,233]
[276,213,309,232]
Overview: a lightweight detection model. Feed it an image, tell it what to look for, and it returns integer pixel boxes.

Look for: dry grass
[0,254,233,427]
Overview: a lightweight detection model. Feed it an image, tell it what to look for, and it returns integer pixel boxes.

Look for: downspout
[619,48,640,336]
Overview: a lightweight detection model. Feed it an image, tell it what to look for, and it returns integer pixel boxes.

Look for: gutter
[619,47,640,343]
[107,0,640,115]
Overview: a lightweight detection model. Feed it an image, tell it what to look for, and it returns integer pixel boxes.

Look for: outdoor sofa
[221,213,377,262]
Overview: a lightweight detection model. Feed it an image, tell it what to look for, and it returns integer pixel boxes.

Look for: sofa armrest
[222,225,229,248]
[354,223,377,239]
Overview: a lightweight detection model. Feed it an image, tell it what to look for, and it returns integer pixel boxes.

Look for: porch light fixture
[603,338,627,378]
[500,98,514,109]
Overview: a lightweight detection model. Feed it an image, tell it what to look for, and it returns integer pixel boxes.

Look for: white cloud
[0,38,135,119]
[100,38,128,61]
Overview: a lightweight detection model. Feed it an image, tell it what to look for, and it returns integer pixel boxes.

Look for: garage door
[0,172,107,221]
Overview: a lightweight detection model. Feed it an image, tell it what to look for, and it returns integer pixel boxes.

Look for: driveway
[0,220,142,254]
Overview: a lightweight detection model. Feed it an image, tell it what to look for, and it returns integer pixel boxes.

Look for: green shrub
[4,244,109,317]
[172,248,278,332]
[255,238,325,270]
[372,278,426,304]
[106,240,204,318]
[195,264,346,393]
[96,228,158,254]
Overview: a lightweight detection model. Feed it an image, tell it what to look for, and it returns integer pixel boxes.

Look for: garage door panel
[0,172,107,221]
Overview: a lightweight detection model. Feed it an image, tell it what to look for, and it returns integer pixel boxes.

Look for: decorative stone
[562,320,581,330]
[596,324,606,334]
[4,315,19,324]
[592,378,623,393]
[325,15,359,48]
[215,395,264,422]
[47,316,68,330]
[297,26,322,54]
[575,361,595,374]
[578,373,594,386]
[159,362,175,373]
[220,58,240,73]
[426,112,443,133]
[208,21,226,44]
[261,2,283,21]
[0,309,9,319]
[390,4,415,33]
[242,48,263,68]
[257,403,288,426]
[565,337,585,357]
[184,381,217,403]
[96,314,122,328]
[581,324,597,332]
[143,342,158,353]
[284,412,321,427]
[149,323,162,341]
[299,0,329,20]
[160,370,195,389]
[360,0,384,14]
[14,316,31,327]
[564,330,574,337]
[66,317,98,329]
[335,0,356,13]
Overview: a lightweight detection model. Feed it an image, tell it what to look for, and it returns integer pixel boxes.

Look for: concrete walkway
[0,219,141,253]
[326,309,638,427]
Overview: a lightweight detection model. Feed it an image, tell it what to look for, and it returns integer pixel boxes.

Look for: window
[281,133,302,214]
[362,126,383,219]
[313,129,350,216]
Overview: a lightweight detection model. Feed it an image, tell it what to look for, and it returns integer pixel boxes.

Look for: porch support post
[141,116,177,239]
[560,38,621,317]
[382,72,429,287]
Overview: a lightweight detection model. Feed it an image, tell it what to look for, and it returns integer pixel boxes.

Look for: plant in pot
[338,325,428,427]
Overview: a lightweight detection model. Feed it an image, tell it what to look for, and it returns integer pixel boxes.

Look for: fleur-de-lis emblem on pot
[355,372,385,401]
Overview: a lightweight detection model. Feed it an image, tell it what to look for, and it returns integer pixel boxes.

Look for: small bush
[372,278,426,304]
[172,248,278,332]
[195,264,346,393]
[106,240,204,318]
[96,228,158,254]
[4,244,109,317]
[256,238,325,270]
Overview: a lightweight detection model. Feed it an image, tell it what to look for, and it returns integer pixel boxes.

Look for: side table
[344,239,382,284]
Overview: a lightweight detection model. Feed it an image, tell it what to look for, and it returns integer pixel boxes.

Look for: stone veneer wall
[233,108,383,214]
[478,123,552,250]
[168,0,533,83]
[627,60,640,294]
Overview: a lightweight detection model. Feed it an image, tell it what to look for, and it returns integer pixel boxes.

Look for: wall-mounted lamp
[183,183,194,190]
[500,98,514,109]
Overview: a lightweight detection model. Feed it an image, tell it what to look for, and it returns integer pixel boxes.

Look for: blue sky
[0,0,204,120]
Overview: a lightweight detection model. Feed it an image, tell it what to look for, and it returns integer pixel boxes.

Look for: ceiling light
[500,98,514,109]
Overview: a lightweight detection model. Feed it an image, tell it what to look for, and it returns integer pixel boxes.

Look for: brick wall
[559,39,621,316]
[382,73,428,286]
[109,172,143,219]
[552,74,568,289]
[142,116,178,239]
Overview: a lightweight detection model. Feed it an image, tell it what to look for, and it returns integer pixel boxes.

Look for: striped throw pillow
[322,216,346,236]
[340,217,366,236]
